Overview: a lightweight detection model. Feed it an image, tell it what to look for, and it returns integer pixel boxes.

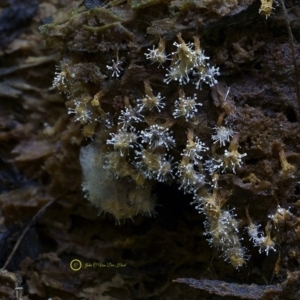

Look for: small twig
[1,195,63,270]
[279,0,300,122]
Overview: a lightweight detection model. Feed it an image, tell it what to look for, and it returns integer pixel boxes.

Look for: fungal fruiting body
[259,0,274,18]
[80,142,156,223]
[53,31,253,268]
[194,175,247,268]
